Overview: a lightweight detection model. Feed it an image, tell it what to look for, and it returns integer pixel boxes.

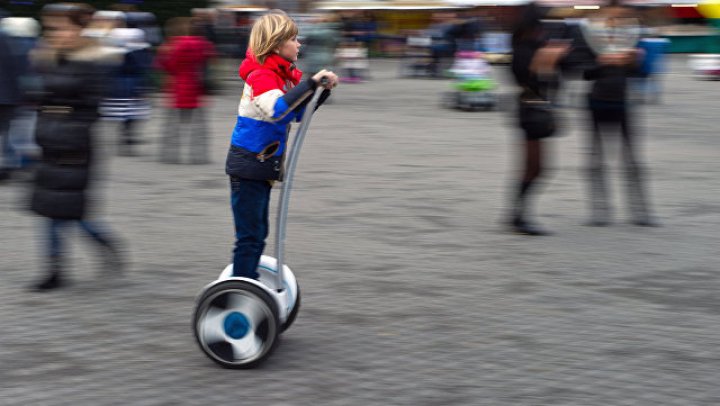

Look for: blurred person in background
[192,8,217,44]
[100,27,153,156]
[582,1,657,227]
[82,9,126,44]
[427,12,459,78]
[335,40,368,83]
[1,16,42,177]
[226,12,337,279]
[298,13,339,80]
[359,11,378,55]
[215,11,251,60]
[343,11,377,54]
[156,16,215,164]
[455,9,486,52]
[28,3,124,291]
[192,15,221,96]
[508,3,569,236]
[125,11,162,47]
[0,12,22,181]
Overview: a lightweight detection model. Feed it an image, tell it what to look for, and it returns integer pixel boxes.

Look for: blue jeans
[47,219,110,258]
[230,177,271,279]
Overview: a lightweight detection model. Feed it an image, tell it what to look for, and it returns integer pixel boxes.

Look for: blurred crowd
[0,0,678,290]
[0,3,222,290]
[0,4,501,182]
[504,1,667,235]
[0,4,207,180]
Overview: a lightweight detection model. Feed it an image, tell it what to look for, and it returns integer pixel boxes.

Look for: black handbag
[518,83,557,139]
[519,99,556,139]
[225,143,284,181]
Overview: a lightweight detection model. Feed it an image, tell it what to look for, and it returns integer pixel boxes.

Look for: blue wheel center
[223,312,250,339]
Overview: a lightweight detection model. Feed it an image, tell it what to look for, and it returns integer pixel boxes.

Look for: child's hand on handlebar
[312,70,339,89]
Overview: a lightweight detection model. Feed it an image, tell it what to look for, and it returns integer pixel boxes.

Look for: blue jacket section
[230,100,306,156]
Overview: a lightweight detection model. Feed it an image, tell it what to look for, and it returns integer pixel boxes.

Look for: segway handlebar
[274,82,328,290]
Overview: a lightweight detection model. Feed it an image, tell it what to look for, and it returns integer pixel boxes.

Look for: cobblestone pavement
[1,58,718,405]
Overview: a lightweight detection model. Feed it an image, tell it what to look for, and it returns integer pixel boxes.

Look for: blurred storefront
[210,0,720,54]
[313,0,524,56]
[539,0,720,53]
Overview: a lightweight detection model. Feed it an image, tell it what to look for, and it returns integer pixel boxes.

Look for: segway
[193,84,327,369]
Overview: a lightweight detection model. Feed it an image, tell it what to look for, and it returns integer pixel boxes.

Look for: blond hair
[248,12,298,64]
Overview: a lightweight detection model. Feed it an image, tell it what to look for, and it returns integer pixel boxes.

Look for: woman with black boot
[508,3,568,236]
[29,3,124,291]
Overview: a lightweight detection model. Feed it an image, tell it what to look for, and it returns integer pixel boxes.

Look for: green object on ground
[454,79,496,92]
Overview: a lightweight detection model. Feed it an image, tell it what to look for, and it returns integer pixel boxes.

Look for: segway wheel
[281,282,301,333]
[193,280,279,369]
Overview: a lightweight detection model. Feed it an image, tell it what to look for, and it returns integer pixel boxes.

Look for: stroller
[442,51,497,111]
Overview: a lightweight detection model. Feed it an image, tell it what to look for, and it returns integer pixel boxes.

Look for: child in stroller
[443,50,497,111]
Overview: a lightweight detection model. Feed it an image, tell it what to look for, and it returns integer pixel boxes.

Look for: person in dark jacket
[0,24,21,181]
[29,3,124,291]
[507,3,569,235]
[427,12,458,78]
[583,2,656,227]
[299,13,340,79]
[1,17,42,173]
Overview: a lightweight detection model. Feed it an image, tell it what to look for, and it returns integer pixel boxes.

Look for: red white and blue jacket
[229,51,317,157]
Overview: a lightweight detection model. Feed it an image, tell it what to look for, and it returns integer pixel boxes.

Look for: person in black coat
[0,22,21,180]
[29,3,124,291]
[508,3,569,235]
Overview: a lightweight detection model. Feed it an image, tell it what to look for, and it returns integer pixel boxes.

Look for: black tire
[281,282,301,333]
[193,280,279,369]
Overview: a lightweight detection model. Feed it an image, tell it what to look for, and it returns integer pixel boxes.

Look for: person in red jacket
[156,17,215,164]
[226,11,337,279]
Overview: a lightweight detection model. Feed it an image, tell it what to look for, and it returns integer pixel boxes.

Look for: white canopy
[446,0,527,6]
[316,0,463,10]
[316,0,703,10]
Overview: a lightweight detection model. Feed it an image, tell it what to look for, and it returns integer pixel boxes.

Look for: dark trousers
[230,177,272,279]
[588,105,651,223]
[0,105,14,171]
[122,119,136,145]
[47,219,112,258]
